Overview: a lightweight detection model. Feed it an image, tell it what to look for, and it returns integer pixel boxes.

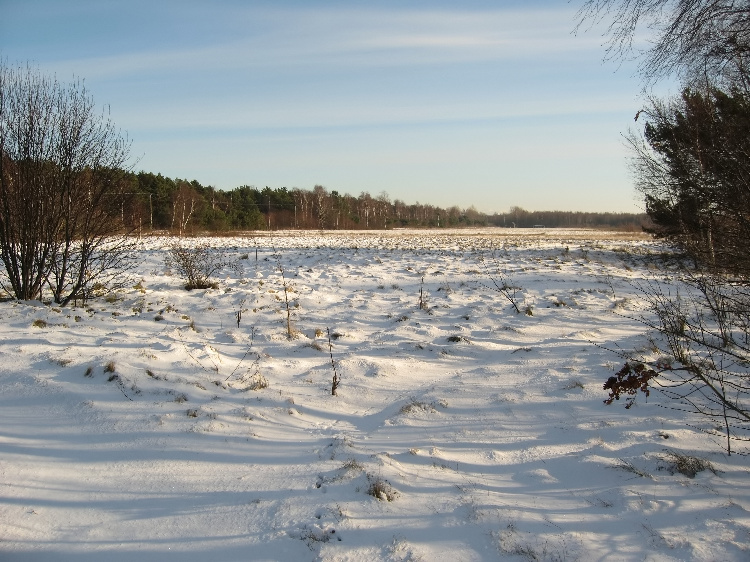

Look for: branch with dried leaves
[605,273,750,454]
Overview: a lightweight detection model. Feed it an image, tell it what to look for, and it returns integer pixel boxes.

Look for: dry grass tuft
[367,474,398,502]
[662,451,717,478]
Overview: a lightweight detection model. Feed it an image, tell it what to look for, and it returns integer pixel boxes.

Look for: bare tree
[312,184,330,229]
[0,61,133,304]
[578,3,750,453]
[376,191,391,229]
[171,181,203,236]
[577,0,750,88]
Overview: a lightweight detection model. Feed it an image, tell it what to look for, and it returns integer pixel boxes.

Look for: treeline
[122,171,647,233]
[495,206,647,230]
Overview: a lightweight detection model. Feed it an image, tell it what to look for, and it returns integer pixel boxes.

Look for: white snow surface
[1,229,748,561]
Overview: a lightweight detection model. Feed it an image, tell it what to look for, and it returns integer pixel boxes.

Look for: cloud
[30,3,636,139]
[115,90,637,134]
[48,6,599,79]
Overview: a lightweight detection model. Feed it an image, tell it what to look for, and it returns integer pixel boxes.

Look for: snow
[1,228,748,561]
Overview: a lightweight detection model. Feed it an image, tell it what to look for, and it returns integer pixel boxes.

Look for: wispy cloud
[33,4,630,136]
[49,6,599,79]
[116,91,638,133]
[10,1,641,210]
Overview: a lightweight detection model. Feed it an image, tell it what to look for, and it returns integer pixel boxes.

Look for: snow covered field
[1,229,748,561]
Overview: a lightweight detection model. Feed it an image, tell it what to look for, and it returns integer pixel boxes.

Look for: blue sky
[1,0,654,213]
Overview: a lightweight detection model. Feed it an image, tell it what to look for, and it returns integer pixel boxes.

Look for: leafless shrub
[165,242,232,290]
[605,274,750,455]
[479,254,524,314]
[272,252,297,339]
[0,62,135,305]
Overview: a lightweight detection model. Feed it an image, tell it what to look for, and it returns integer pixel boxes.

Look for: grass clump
[662,451,717,478]
[367,474,398,502]
[341,458,364,472]
[562,379,585,390]
[247,373,269,391]
[612,458,652,479]
[400,398,446,415]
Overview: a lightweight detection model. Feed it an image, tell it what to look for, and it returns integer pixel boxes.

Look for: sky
[1,0,657,213]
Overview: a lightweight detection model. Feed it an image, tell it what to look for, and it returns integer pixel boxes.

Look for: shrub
[0,62,134,306]
[606,274,750,454]
[165,242,231,290]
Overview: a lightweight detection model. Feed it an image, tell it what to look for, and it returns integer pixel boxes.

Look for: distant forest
[123,171,648,233]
